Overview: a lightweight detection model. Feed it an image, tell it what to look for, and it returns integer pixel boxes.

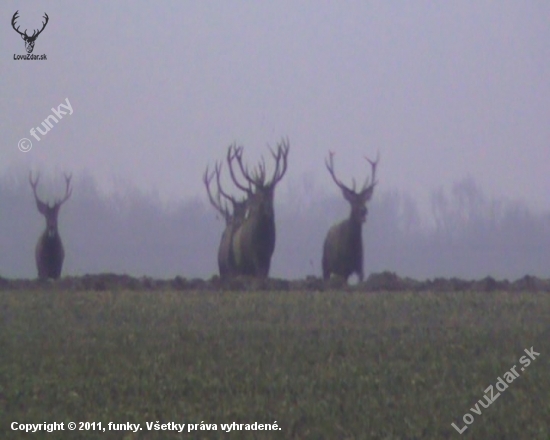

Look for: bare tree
[322,152,378,282]
[29,172,72,279]
[227,138,290,277]
[203,160,249,278]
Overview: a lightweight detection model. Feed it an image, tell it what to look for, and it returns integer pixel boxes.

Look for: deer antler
[30,13,48,40]
[214,161,248,207]
[29,171,47,214]
[266,137,289,187]
[29,171,39,193]
[325,151,355,194]
[11,11,48,41]
[235,146,261,185]
[360,152,379,197]
[326,150,379,198]
[11,11,25,38]
[251,156,266,186]
[227,144,257,191]
[227,139,289,191]
[204,165,230,221]
[56,174,72,206]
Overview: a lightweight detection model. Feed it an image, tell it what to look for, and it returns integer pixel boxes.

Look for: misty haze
[2,169,549,281]
[1,1,549,283]
[2,3,550,439]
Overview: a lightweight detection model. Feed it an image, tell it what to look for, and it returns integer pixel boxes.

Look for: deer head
[214,160,249,223]
[12,11,49,54]
[325,151,378,224]
[204,160,249,225]
[226,138,290,278]
[29,172,72,237]
[227,138,289,219]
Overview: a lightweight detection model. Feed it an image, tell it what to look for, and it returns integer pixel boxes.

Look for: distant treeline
[0,171,549,280]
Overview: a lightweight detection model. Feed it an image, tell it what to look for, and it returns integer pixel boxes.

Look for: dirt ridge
[1,272,549,293]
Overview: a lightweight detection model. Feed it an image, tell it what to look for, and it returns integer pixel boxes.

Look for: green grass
[1,289,549,439]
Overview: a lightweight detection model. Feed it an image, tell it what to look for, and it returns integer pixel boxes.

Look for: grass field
[1,288,549,439]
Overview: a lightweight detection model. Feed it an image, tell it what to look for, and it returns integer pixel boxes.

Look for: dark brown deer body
[228,139,289,278]
[30,173,72,279]
[322,152,378,282]
[204,161,249,278]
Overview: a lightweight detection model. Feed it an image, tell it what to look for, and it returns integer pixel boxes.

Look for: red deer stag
[204,160,249,278]
[29,172,72,279]
[322,152,378,283]
[227,138,289,278]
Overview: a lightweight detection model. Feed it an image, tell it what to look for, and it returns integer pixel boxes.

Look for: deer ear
[341,187,355,203]
[360,186,375,203]
[20,34,25,40]
[35,199,48,215]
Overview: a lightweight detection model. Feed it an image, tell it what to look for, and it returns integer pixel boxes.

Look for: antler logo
[11,10,49,54]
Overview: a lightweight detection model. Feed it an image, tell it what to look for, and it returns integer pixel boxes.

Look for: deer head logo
[12,11,49,54]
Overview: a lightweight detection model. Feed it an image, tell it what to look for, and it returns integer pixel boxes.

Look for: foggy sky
[2,1,550,214]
